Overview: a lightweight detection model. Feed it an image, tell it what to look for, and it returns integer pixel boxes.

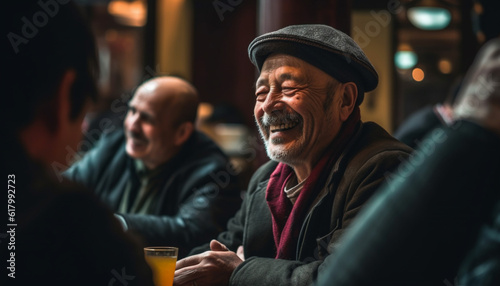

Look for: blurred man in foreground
[1,1,153,285]
[316,38,500,286]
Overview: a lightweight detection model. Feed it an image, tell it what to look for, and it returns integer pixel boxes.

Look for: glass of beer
[144,246,178,286]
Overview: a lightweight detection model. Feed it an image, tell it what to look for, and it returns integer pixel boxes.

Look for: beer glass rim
[144,246,178,252]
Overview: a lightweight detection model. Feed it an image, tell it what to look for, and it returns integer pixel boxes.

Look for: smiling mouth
[127,132,148,145]
[270,120,300,133]
[131,138,147,145]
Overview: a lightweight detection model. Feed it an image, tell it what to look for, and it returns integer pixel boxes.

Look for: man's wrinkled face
[254,54,343,168]
[124,82,177,169]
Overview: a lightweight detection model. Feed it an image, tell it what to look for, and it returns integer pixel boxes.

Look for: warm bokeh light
[108,0,147,27]
[474,2,483,15]
[412,68,425,82]
[438,59,452,74]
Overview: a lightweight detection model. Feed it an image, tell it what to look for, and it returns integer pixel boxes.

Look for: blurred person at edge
[392,81,460,149]
[393,0,500,149]
[65,76,242,258]
[1,0,153,285]
[315,38,500,285]
[173,24,412,286]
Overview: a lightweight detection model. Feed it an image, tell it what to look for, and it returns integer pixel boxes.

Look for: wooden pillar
[143,0,156,75]
[258,0,352,35]
[156,0,193,80]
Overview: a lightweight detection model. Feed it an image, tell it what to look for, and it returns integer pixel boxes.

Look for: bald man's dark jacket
[65,129,242,258]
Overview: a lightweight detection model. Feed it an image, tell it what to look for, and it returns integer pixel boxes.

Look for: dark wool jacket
[191,122,412,285]
[65,130,242,258]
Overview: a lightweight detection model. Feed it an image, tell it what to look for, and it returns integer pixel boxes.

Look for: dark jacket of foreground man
[191,122,412,285]
[316,121,500,286]
[0,141,154,285]
[65,130,242,258]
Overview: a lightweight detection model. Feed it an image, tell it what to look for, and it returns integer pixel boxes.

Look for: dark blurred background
[74,0,498,180]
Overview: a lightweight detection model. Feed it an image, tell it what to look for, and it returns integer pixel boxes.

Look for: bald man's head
[135,76,199,126]
[124,76,199,169]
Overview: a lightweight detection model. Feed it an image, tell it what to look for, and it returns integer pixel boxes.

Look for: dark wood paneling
[258,0,351,35]
[192,0,258,128]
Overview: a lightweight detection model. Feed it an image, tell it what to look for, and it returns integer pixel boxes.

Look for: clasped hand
[174,240,244,286]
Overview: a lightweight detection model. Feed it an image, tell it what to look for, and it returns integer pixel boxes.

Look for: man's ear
[174,121,194,146]
[50,69,76,135]
[19,69,77,166]
[339,82,358,122]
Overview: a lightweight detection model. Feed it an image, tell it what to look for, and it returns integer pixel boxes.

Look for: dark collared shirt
[118,160,169,214]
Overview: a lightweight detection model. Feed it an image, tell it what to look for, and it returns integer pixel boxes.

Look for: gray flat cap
[248,24,378,104]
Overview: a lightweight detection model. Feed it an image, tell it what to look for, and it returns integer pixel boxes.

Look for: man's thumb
[210,239,229,251]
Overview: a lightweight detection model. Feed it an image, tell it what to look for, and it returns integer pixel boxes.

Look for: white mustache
[259,112,302,128]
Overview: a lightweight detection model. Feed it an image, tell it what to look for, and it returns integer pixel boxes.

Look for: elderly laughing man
[174,24,412,286]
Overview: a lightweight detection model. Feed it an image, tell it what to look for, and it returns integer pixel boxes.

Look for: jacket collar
[308,121,364,207]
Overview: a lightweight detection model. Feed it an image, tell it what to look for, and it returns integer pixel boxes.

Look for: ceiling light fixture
[407,0,452,30]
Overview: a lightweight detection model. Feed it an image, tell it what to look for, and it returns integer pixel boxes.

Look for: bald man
[65,76,242,258]
[124,77,199,170]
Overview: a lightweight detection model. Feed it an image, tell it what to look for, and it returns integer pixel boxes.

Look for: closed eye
[255,87,269,101]
[282,86,298,95]
[139,112,154,124]
[127,105,155,124]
